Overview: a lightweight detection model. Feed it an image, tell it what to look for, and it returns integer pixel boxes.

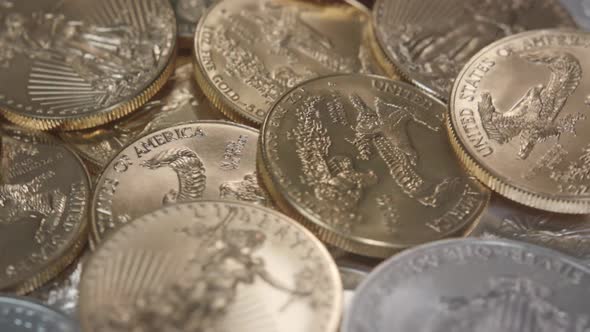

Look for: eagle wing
[478,92,523,144]
[522,51,582,122]
[292,97,333,187]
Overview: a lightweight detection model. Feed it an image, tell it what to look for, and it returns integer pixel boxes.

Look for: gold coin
[371,0,575,101]
[91,121,270,245]
[0,126,90,294]
[0,0,177,131]
[79,200,342,332]
[193,0,384,125]
[259,74,489,258]
[60,63,225,177]
[448,29,590,213]
[467,195,590,265]
[29,253,85,315]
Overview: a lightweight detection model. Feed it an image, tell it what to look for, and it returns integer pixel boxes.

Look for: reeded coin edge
[81,200,343,332]
[10,146,91,295]
[258,74,489,257]
[342,237,590,332]
[89,120,258,246]
[446,115,590,214]
[0,46,178,131]
[446,29,590,214]
[192,5,263,127]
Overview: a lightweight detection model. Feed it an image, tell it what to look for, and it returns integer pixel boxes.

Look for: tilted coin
[91,122,270,244]
[29,255,85,315]
[448,30,590,213]
[560,0,590,30]
[372,0,575,101]
[259,74,489,258]
[169,0,214,48]
[467,195,590,265]
[344,238,590,332]
[60,63,224,177]
[0,0,177,130]
[0,126,90,294]
[80,201,342,332]
[0,296,79,331]
[193,0,384,125]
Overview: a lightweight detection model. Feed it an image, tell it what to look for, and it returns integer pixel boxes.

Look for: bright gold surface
[91,121,269,245]
[80,200,342,332]
[60,63,224,177]
[0,126,90,294]
[193,0,384,125]
[0,0,177,131]
[449,29,590,213]
[259,74,489,258]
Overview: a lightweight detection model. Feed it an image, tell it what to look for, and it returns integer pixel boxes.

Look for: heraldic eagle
[478,50,583,160]
[141,147,207,205]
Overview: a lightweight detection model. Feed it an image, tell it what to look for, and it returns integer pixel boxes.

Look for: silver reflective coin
[467,195,590,266]
[0,296,78,331]
[169,0,214,43]
[560,0,590,30]
[344,239,590,332]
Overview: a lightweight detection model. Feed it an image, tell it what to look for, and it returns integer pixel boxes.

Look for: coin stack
[1,0,590,331]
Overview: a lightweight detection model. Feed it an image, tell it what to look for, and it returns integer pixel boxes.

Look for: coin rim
[89,120,259,245]
[0,0,178,131]
[258,73,490,258]
[0,295,80,329]
[0,134,91,295]
[341,237,590,332]
[81,199,343,332]
[371,0,577,102]
[192,0,264,126]
[447,28,590,214]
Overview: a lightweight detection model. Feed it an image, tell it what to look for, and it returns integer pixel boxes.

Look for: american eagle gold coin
[193,0,384,125]
[258,74,489,258]
[80,200,342,332]
[59,63,224,177]
[91,121,270,245]
[371,0,575,101]
[448,29,590,213]
[0,0,177,131]
[0,126,90,294]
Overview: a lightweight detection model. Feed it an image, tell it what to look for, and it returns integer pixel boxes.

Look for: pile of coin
[1,0,589,330]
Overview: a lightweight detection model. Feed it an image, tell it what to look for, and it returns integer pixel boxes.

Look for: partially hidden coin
[448,29,590,213]
[0,126,90,294]
[343,238,590,332]
[60,63,224,177]
[29,255,85,315]
[560,0,590,30]
[467,195,590,265]
[91,121,270,245]
[193,0,385,125]
[80,200,342,332]
[259,74,489,258]
[371,0,575,101]
[0,0,177,131]
[0,296,79,331]
[338,264,369,320]
[169,0,214,48]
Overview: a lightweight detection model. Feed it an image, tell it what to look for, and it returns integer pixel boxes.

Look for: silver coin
[0,296,78,331]
[467,195,590,266]
[560,0,590,30]
[169,0,213,43]
[29,258,84,316]
[344,238,590,332]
